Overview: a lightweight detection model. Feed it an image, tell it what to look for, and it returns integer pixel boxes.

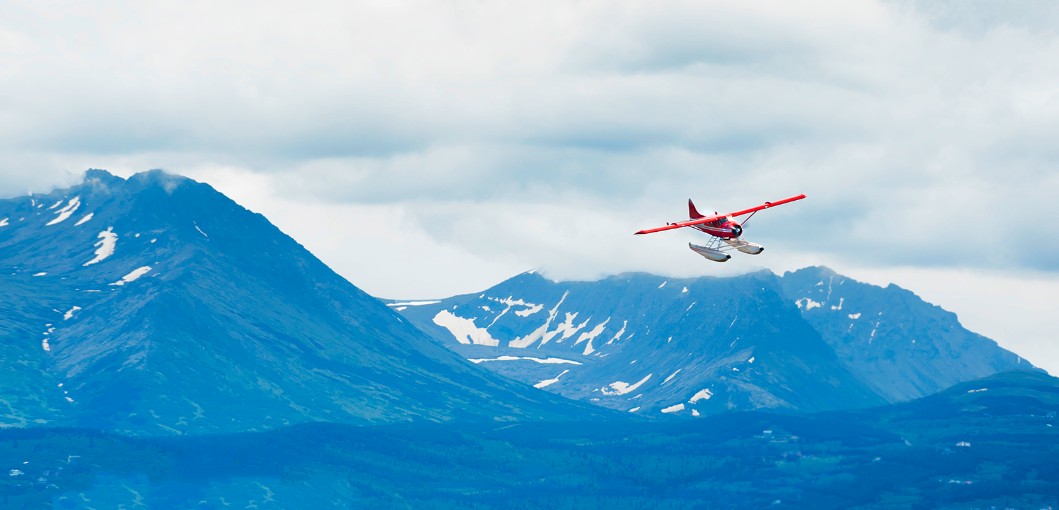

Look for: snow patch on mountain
[478,296,542,329]
[576,318,609,356]
[432,310,500,346]
[575,318,609,345]
[83,228,117,266]
[796,297,822,310]
[661,403,685,414]
[663,369,681,385]
[74,213,94,226]
[110,266,152,286]
[388,300,441,307]
[605,320,628,346]
[542,312,587,347]
[469,356,581,365]
[485,296,545,317]
[63,306,82,320]
[46,196,81,226]
[516,304,544,317]
[600,374,652,396]
[509,291,569,348]
[534,369,570,389]
[690,388,713,403]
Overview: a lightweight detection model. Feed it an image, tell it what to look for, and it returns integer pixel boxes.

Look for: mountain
[392,269,1032,416]
[392,271,886,417]
[5,370,1058,509]
[780,266,1031,401]
[0,169,601,435]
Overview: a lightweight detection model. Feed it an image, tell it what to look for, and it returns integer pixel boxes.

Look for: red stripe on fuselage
[695,222,739,239]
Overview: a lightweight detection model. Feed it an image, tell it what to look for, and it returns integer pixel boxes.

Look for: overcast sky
[2,0,1057,372]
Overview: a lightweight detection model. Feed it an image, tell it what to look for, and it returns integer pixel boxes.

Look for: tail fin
[688,199,704,219]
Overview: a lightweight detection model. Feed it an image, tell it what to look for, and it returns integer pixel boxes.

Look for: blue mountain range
[1,169,1056,509]
[392,268,1031,416]
[0,170,601,435]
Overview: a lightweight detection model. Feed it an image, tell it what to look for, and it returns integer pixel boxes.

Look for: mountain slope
[780,266,1032,401]
[6,370,1058,509]
[395,267,1035,416]
[393,271,886,416]
[0,169,602,434]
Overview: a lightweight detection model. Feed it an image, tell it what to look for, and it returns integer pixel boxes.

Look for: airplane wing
[634,214,726,235]
[634,194,806,235]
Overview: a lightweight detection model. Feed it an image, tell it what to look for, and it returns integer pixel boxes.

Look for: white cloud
[2,1,1058,369]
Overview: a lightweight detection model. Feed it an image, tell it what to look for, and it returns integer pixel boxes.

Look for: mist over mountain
[0,169,600,435]
[392,268,1032,416]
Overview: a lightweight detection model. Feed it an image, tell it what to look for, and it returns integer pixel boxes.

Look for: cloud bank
[2,1,1058,370]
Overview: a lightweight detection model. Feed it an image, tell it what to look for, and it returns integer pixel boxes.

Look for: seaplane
[635,194,806,262]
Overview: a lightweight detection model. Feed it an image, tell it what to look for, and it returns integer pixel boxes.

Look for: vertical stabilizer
[688,199,704,219]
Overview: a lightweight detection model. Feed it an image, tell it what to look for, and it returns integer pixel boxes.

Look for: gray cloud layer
[2,0,1058,278]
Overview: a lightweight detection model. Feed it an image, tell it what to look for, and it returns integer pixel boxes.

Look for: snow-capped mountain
[392,271,887,417]
[780,266,1029,401]
[0,169,599,434]
[392,269,1032,417]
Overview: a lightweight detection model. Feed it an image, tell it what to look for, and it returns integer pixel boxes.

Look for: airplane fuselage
[692,219,743,239]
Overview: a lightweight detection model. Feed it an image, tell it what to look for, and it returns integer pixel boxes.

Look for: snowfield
[600,374,652,396]
[63,306,82,320]
[796,297,823,310]
[46,197,81,226]
[83,228,117,266]
[387,300,441,307]
[534,369,570,389]
[111,266,152,286]
[661,403,685,414]
[432,310,500,346]
[469,356,581,365]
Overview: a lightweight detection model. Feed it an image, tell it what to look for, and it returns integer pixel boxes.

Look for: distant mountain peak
[2,169,598,434]
[125,169,193,193]
[83,168,123,182]
[396,265,1033,416]
[783,265,838,279]
[79,168,195,194]
[395,268,885,416]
